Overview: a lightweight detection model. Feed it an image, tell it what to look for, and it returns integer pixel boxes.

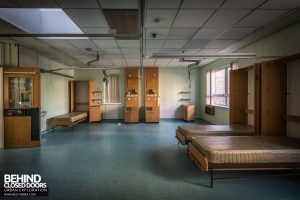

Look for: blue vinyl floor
[0,119,300,200]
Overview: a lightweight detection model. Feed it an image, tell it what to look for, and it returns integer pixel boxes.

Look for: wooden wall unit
[3,67,41,148]
[70,80,102,122]
[145,67,159,122]
[260,61,287,135]
[229,64,261,135]
[124,68,139,123]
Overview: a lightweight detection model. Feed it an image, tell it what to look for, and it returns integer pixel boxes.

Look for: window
[206,65,230,107]
[104,74,121,104]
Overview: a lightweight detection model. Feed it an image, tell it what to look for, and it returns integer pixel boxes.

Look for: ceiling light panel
[193,28,226,39]
[147,0,181,9]
[182,0,223,9]
[12,0,58,8]
[99,0,138,9]
[64,9,109,27]
[260,0,300,9]
[184,39,210,49]
[221,0,265,9]
[204,9,252,28]
[56,0,99,8]
[236,10,288,28]
[167,28,198,39]
[163,40,188,48]
[145,9,177,27]
[173,9,214,28]
[218,28,255,40]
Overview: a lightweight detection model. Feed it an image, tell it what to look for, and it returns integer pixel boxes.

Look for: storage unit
[182,104,195,121]
[145,67,159,122]
[3,67,41,148]
[70,80,102,122]
[229,64,261,135]
[124,68,139,123]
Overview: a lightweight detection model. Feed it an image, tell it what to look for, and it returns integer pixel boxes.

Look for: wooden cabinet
[145,67,160,122]
[89,106,102,122]
[182,105,195,121]
[145,107,160,123]
[125,68,140,123]
[3,67,41,148]
[124,107,139,123]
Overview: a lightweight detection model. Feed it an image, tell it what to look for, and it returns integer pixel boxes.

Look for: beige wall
[0,67,4,148]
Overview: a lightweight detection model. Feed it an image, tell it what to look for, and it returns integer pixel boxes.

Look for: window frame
[206,64,231,108]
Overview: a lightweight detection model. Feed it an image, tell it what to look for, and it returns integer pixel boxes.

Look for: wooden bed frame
[51,112,88,131]
[176,129,188,145]
[188,143,300,188]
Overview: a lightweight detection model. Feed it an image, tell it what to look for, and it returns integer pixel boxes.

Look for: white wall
[159,67,200,119]
[0,67,4,148]
[287,60,300,139]
[39,56,73,131]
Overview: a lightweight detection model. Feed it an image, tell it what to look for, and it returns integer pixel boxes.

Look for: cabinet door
[89,106,101,122]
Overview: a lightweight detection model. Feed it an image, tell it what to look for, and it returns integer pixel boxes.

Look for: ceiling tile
[103,54,124,59]
[123,54,139,59]
[12,0,58,8]
[218,28,255,40]
[101,48,121,54]
[41,39,77,50]
[0,0,18,7]
[204,9,252,28]
[56,0,99,8]
[144,48,160,56]
[145,9,177,27]
[182,0,223,8]
[148,0,181,8]
[93,40,119,48]
[173,9,214,28]
[155,59,171,65]
[67,39,97,49]
[143,58,156,65]
[167,28,197,39]
[199,48,221,53]
[184,39,210,49]
[64,9,109,27]
[159,48,184,53]
[145,27,170,39]
[260,0,300,9]
[163,40,188,48]
[117,40,140,48]
[121,48,140,54]
[99,0,138,9]
[235,10,288,28]
[193,28,225,39]
[221,0,265,9]
[205,40,236,48]
[145,40,164,48]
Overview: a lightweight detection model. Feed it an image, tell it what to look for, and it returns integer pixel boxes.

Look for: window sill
[103,103,122,105]
[208,104,230,109]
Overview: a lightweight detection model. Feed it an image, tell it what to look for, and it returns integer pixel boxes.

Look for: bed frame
[176,129,188,145]
[51,112,87,131]
[188,143,300,188]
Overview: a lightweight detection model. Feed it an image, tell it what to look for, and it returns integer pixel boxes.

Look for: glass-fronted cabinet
[3,67,41,148]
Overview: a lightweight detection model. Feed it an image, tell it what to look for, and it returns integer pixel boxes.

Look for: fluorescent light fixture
[152,53,257,59]
[0,8,84,39]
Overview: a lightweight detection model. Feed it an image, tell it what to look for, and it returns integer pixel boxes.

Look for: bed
[176,124,254,145]
[51,112,88,131]
[188,136,300,187]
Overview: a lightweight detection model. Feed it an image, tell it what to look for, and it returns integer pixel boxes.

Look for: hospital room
[1,0,300,199]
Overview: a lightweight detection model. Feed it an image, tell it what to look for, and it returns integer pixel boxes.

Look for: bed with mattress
[176,124,254,145]
[188,136,300,187]
[51,112,88,131]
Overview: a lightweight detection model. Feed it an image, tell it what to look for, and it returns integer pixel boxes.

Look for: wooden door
[261,61,287,135]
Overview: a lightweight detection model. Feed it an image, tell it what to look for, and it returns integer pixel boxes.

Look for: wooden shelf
[179,91,191,94]
[179,98,191,101]
[92,98,102,101]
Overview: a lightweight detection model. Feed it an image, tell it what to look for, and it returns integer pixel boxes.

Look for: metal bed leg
[210,168,214,188]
